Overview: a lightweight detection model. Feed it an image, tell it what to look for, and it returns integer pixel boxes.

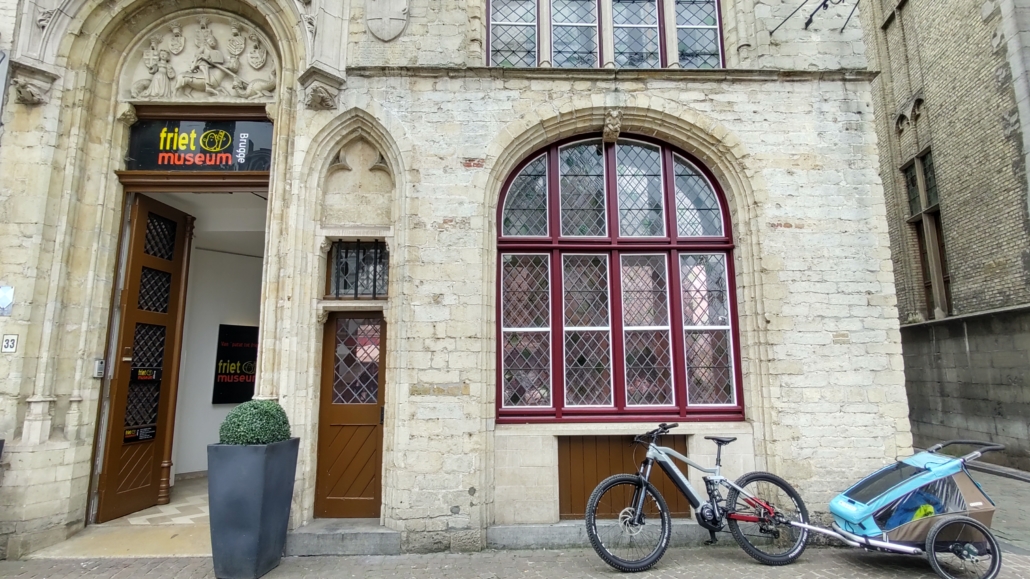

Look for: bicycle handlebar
[634,423,680,444]
[925,439,1005,463]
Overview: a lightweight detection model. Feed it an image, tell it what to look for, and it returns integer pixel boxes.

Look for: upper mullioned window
[489,0,722,69]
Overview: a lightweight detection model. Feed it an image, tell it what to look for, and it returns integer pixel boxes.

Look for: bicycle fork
[630,458,656,525]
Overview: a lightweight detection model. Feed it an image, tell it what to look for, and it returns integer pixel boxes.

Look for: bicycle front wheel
[925,515,1001,579]
[585,474,672,572]
[726,471,809,565]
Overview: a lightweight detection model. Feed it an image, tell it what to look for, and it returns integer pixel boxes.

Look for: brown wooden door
[96,195,191,523]
[315,313,386,518]
[558,435,692,519]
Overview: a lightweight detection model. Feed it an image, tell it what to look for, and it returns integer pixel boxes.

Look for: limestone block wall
[344,0,869,71]
[493,423,756,525]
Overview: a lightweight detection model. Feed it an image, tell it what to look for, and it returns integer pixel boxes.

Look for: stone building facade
[859,0,1030,470]
[0,0,911,559]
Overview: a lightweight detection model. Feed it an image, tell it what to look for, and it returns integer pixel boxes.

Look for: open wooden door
[315,313,385,518]
[96,195,192,523]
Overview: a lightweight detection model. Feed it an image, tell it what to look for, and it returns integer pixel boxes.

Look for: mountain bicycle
[585,423,809,572]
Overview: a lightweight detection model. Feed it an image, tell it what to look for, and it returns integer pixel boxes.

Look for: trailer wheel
[925,515,1002,579]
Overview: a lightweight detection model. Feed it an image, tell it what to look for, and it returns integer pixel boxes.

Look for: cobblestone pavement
[2,547,1030,579]
[974,471,1030,553]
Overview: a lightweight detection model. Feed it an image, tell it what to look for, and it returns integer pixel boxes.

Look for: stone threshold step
[488,519,713,551]
[286,519,401,556]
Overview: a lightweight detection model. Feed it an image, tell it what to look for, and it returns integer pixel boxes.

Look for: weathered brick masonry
[860,0,1030,468]
[0,0,910,559]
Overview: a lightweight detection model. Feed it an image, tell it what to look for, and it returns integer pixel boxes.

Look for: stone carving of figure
[141,50,176,98]
[177,17,229,96]
[10,78,48,105]
[602,109,623,143]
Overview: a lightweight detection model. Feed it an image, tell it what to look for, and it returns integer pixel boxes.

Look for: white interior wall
[148,193,266,479]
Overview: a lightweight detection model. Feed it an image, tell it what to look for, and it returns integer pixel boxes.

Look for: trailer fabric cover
[881,470,994,544]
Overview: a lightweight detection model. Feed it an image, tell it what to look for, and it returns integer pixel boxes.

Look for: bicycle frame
[632,443,776,524]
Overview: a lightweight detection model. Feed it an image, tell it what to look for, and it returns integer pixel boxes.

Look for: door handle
[380,407,384,425]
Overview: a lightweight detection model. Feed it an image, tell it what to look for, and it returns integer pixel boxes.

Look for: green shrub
[219,400,292,445]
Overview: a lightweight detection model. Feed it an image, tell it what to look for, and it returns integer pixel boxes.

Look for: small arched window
[497,136,741,421]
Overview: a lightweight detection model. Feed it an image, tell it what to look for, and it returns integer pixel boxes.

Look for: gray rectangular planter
[208,437,299,579]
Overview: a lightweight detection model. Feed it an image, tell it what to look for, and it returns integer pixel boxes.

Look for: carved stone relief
[602,109,623,143]
[305,83,338,110]
[121,14,279,103]
[366,0,409,42]
[322,139,394,227]
[8,62,58,106]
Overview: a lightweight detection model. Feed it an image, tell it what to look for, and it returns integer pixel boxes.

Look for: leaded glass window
[492,0,538,67]
[553,0,599,67]
[497,136,739,421]
[613,0,660,68]
[676,0,721,68]
[487,0,723,69]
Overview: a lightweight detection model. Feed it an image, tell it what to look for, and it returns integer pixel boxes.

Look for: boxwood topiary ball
[219,399,292,445]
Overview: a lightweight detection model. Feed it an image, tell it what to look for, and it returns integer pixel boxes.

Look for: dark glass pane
[904,164,921,215]
[559,141,606,236]
[922,151,939,207]
[502,155,548,236]
[614,26,660,68]
[675,156,722,236]
[492,25,537,67]
[493,0,536,23]
[678,28,720,69]
[676,0,717,26]
[613,0,657,25]
[553,25,598,67]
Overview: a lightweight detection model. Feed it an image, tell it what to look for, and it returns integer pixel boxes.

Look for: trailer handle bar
[925,440,1006,463]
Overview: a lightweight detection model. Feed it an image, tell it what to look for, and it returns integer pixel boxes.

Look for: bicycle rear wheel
[585,474,672,572]
[925,515,1001,579]
[726,471,809,565]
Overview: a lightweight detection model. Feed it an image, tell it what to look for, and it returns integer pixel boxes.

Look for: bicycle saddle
[705,436,737,446]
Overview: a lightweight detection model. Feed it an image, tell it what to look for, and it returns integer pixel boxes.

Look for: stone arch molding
[120,13,280,103]
[483,96,765,233]
[303,108,407,226]
[481,96,777,462]
[10,0,304,89]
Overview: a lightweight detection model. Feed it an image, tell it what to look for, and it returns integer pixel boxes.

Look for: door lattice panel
[137,267,172,313]
[333,318,382,404]
[143,213,177,261]
[124,382,161,428]
[132,323,166,369]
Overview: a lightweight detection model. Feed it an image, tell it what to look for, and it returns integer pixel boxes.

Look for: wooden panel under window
[558,435,691,519]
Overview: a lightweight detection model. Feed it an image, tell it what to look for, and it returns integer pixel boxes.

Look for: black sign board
[212,324,259,404]
[126,120,273,172]
[124,426,156,443]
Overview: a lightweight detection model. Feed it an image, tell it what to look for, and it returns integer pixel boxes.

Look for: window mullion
[656,0,668,67]
[539,0,552,66]
[662,0,678,67]
[551,248,565,416]
[667,249,688,416]
[921,213,948,320]
[611,250,627,410]
[599,0,615,66]
[915,158,948,319]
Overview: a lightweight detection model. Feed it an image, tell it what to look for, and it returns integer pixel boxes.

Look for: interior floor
[102,477,208,526]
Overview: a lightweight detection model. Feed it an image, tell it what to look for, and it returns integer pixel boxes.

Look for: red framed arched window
[496,135,743,422]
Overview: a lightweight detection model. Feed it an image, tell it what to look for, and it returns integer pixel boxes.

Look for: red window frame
[496,134,744,423]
